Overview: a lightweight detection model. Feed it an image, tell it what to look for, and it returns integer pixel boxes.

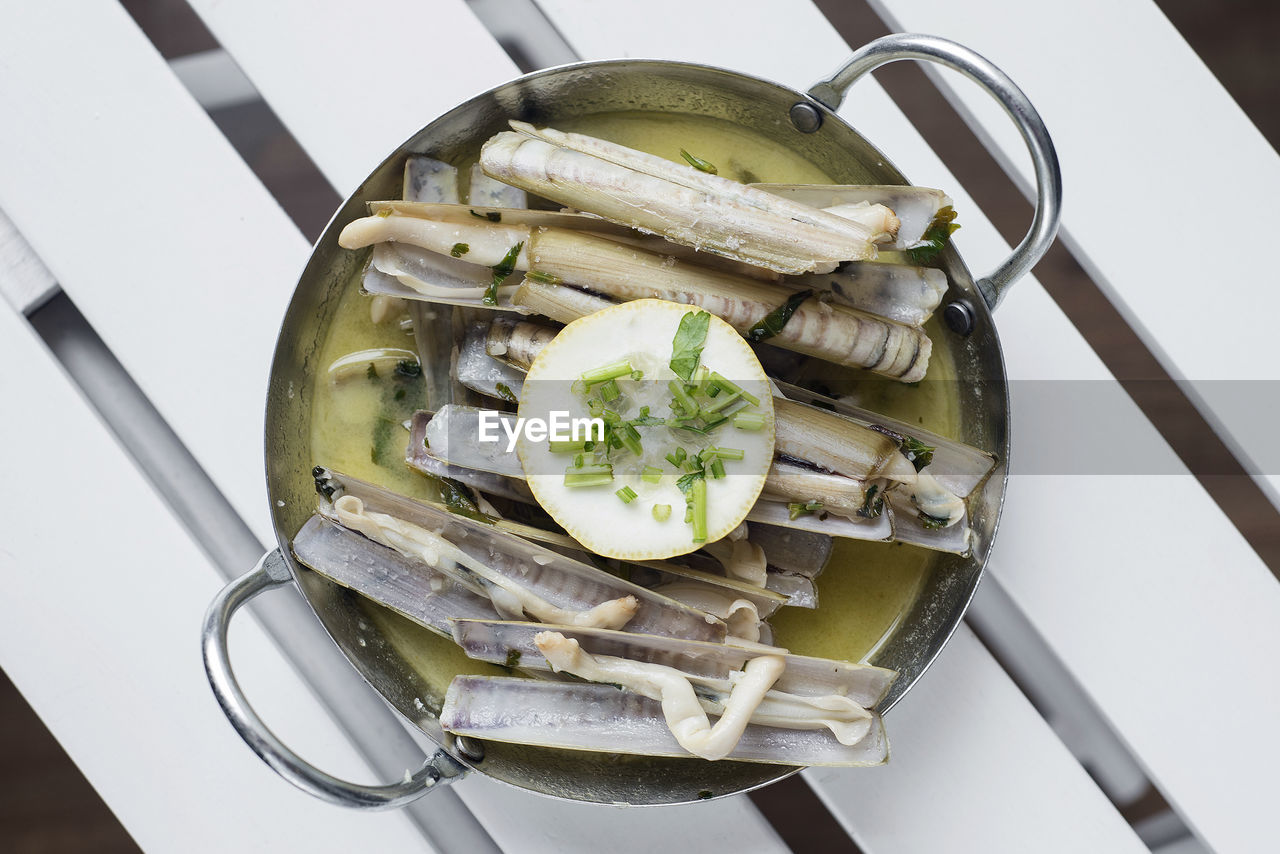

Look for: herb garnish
[905,206,960,264]
[856,484,884,519]
[899,436,935,471]
[394,360,422,378]
[679,149,718,174]
[494,382,518,402]
[747,289,812,342]
[470,209,502,222]
[918,510,950,530]
[484,241,524,306]
[526,270,562,284]
[669,310,711,382]
[450,242,469,257]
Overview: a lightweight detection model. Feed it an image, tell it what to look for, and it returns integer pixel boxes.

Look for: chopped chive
[787,500,825,520]
[587,398,605,416]
[709,458,726,479]
[700,412,729,431]
[684,504,693,523]
[598,378,621,402]
[652,503,672,522]
[525,270,561,284]
[641,466,664,484]
[450,242,469,257]
[618,423,643,456]
[668,379,699,415]
[600,408,621,424]
[630,370,644,381]
[704,447,745,461]
[573,453,584,468]
[679,149,718,174]
[701,390,742,415]
[581,360,633,386]
[484,241,524,306]
[549,439,587,454]
[616,486,638,504]
[638,405,650,419]
[733,412,766,431]
[707,372,760,406]
[565,473,614,488]
[665,447,687,468]
[690,478,708,542]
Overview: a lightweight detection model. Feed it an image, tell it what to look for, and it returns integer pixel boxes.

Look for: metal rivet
[943,300,975,336]
[789,102,823,133]
[455,736,485,763]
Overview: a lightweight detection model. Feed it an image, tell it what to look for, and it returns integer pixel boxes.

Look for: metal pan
[202,33,1060,808]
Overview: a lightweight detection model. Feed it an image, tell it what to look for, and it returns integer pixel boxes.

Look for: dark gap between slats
[749,774,867,854]
[120,0,340,242]
[813,0,1280,579]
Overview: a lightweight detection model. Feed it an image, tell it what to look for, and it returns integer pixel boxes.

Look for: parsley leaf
[669,310,711,382]
[905,206,960,264]
[899,436,935,471]
[746,290,812,342]
[483,241,524,306]
[679,149,718,174]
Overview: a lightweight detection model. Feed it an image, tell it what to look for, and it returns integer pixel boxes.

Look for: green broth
[308,110,959,686]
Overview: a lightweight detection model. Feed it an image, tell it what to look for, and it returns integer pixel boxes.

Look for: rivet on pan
[943,300,976,336]
[455,736,485,763]
[789,102,823,134]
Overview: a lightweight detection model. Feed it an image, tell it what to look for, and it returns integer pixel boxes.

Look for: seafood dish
[299,116,996,769]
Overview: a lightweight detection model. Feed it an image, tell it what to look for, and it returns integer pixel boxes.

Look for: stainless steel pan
[202,33,1060,808]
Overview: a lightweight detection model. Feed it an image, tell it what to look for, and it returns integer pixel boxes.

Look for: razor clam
[764,456,880,518]
[752,184,952,252]
[467,163,527,209]
[886,480,971,555]
[630,562,785,618]
[763,571,817,608]
[451,620,896,704]
[364,242,528,312]
[326,348,419,383]
[441,676,888,766]
[410,302,466,409]
[455,320,525,402]
[406,411,533,503]
[403,155,460,204]
[748,497,892,541]
[316,469,725,641]
[797,261,948,327]
[775,381,997,498]
[484,315,558,371]
[511,277,616,324]
[482,121,894,273]
[343,212,931,381]
[747,525,833,577]
[293,515,497,636]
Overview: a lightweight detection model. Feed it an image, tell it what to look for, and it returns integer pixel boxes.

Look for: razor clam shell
[797,261,947,327]
[403,156,460,204]
[748,499,892,542]
[441,676,889,766]
[468,163,527,209]
[364,200,635,236]
[764,571,817,608]
[365,242,528,312]
[485,316,558,371]
[630,562,786,618]
[410,302,476,409]
[450,620,895,704]
[421,405,524,477]
[747,525,833,577]
[455,321,526,401]
[774,381,996,498]
[406,411,534,503]
[886,490,972,555]
[319,471,726,641]
[292,515,497,636]
[511,279,617,325]
[751,183,951,250]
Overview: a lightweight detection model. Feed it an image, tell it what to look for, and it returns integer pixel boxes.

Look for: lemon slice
[517,299,774,559]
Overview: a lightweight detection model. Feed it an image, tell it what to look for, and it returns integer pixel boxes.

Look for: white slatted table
[1,0,1273,852]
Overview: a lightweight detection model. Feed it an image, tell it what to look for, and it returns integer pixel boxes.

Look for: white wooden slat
[184,0,520,194]
[536,2,1280,852]
[153,5,792,851]
[0,207,57,313]
[531,2,1146,852]
[0,0,304,546]
[0,308,426,850]
[866,0,1280,507]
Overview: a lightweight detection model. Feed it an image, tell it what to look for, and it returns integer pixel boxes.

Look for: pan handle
[795,33,1061,312]
[201,548,468,810]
